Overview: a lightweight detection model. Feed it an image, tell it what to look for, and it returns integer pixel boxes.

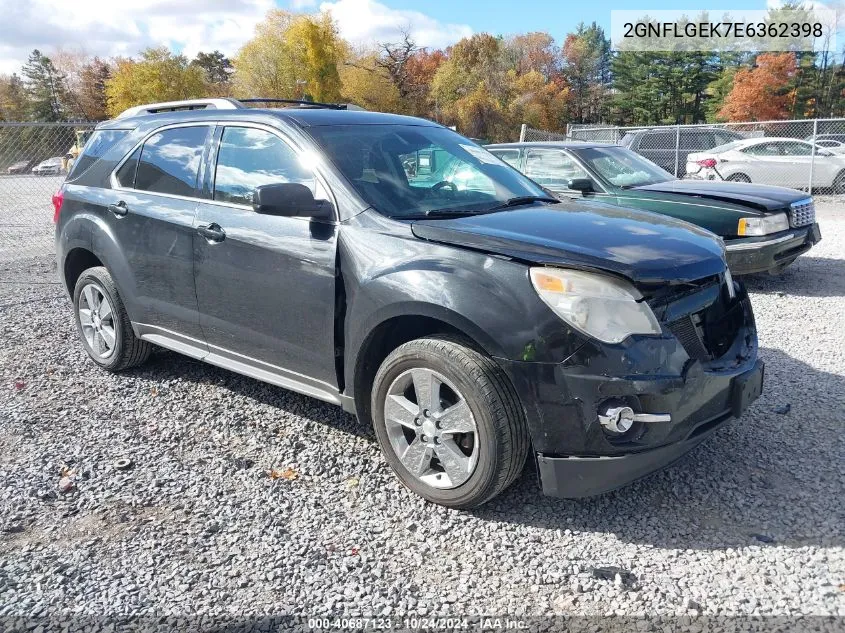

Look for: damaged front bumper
[497,283,762,498]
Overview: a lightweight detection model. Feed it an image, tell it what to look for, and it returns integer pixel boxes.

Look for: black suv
[621,127,744,177]
[54,98,763,508]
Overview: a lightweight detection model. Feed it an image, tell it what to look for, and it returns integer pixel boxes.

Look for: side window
[214,127,316,206]
[780,141,812,156]
[69,129,128,179]
[115,147,141,188]
[639,132,674,150]
[135,126,209,197]
[489,149,521,168]
[680,131,715,150]
[743,143,782,156]
[715,130,740,145]
[524,149,588,187]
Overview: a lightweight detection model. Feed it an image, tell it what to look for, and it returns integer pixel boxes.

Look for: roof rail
[115,97,367,119]
[115,98,243,119]
[238,98,365,111]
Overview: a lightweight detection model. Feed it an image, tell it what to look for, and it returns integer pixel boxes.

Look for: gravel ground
[1,203,844,630]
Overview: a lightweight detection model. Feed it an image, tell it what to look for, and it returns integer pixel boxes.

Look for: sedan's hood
[634,179,808,212]
[411,201,726,285]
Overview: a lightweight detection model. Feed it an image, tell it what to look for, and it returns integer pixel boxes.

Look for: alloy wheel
[383,367,479,489]
[78,283,116,359]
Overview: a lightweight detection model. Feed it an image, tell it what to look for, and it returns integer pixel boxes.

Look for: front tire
[73,266,151,371]
[371,336,529,508]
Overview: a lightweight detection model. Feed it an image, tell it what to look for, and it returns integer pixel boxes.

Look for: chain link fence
[520,118,845,194]
[0,122,96,273]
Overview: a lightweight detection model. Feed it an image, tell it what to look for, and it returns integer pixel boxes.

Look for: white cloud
[0,0,472,76]
[0,0,273,74]
[319,0,472,50]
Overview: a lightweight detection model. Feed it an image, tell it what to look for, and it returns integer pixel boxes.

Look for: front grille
[649,275,744,362]
[789,199,815,228]
[668,315,709,361]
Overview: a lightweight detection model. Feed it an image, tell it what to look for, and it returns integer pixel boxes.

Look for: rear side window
[68,129,128,179]
[213,127,315,205]
[115,147,141,188]
[638,132,674,150]
[135,126,209,197]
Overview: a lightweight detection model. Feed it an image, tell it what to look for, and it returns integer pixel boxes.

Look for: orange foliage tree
[718,52,796,121]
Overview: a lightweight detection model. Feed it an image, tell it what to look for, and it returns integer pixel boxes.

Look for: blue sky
[368,0,765,40]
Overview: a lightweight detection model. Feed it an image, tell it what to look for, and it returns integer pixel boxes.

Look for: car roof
[485,141,620,150]
[97,107,441,130]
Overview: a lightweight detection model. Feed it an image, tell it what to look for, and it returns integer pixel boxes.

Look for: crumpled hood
[634,179,809,212]
[411,201,727,285]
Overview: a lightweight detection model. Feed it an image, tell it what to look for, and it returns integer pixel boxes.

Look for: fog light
[598,403,672,435]
[598,405,635,434]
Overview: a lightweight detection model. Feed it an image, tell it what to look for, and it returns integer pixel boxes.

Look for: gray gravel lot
[0,202,844,627]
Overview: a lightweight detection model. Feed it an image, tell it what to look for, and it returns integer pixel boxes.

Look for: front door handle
[197,223,226,242]
[108,201,128,217]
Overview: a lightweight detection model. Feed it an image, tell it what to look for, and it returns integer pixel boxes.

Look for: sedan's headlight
[737,213,789,236]
[529,268,661,344]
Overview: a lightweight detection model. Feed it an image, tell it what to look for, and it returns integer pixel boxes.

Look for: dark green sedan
[486,142,822,275]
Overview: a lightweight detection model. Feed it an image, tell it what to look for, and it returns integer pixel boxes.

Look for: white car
[31,156,64,176]
[686,137,845,192]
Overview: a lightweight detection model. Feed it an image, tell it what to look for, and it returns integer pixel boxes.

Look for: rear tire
[833,170,845,194]
[73,266,152,372]
[727,173,751,183]
[371,335,529,508]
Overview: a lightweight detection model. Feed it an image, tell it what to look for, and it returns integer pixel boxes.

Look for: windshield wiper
[486,196,560,211]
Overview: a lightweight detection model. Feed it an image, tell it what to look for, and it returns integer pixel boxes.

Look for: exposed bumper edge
[536,412,730,499]
[725,233,796,251]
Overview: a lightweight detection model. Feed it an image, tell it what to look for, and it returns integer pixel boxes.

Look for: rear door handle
[108,201,128,217]
[197,223,225,242]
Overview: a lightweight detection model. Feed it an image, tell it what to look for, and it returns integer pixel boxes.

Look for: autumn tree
[77,58,111,120]
[233,10,344,102]
[405,49,446,117]
[563,23,610,123]
[105,48,207,117]
[340,49,402,112]
[0,74,27,121]
[719,53,797,121]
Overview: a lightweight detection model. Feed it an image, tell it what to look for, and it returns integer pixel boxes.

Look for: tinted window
[638,132,674,150]
[69,129,128,179]
[680,131,715,150]
[116,147,141,188]
[715,130,742,145]
[524,149,588,187]
[135,126,208,196]
[213,127,316,206]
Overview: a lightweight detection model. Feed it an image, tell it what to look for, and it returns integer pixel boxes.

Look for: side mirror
[568,178,594,193]
[252,183,332,219]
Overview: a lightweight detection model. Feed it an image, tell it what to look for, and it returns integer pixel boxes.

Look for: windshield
[306,124,549,218]
[574,146,674,188]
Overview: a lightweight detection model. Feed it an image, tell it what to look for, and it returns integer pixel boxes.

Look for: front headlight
[737,213,789,236]
[529,268,662,344]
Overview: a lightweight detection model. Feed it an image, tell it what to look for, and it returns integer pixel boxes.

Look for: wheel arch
[349,304,504,427]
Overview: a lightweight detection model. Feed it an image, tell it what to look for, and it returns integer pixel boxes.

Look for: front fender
[339,219,587,397]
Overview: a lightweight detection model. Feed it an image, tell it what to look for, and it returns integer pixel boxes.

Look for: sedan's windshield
[574,146,674,188]
[307,124,550,218]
